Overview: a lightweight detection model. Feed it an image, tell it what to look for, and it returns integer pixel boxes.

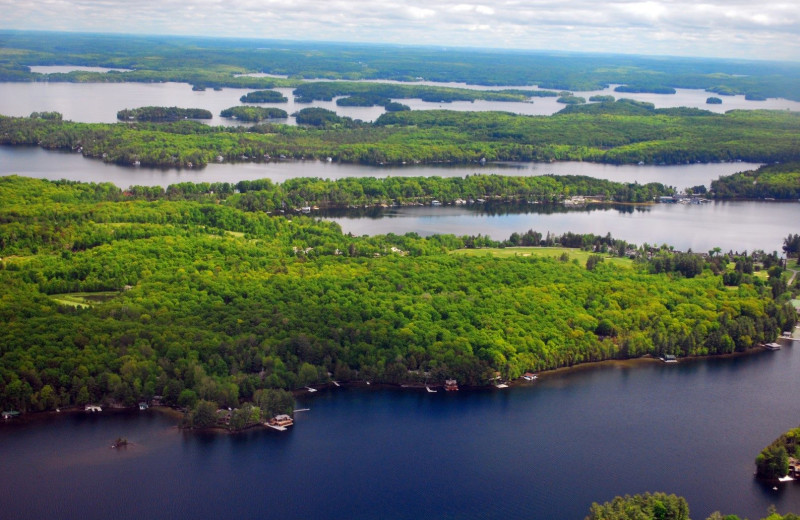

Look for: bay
[1,343,799,520]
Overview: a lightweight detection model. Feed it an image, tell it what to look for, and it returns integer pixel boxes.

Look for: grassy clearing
[452,247,634,267]
[50,291,119,308]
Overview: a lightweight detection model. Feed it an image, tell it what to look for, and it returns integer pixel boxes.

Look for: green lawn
[50,291,120,308]
[452,246,633,267]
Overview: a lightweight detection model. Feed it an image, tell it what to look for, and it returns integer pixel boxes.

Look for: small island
[219,106,288,122]
[117,107,212,122]
[239,90,288,103]
[706,97,723,104]
[557,93,586,104]
[589,95,615,102]
[755,425,800,481]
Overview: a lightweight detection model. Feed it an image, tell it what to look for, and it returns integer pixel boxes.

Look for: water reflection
[324,200,800,253]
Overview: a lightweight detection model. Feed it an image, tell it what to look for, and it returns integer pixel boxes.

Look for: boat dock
[763,343,781,351]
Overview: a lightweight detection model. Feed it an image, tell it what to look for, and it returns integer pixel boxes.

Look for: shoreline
[0,342,788,429]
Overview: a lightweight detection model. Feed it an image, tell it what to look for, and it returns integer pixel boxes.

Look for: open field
[452,246,634,267]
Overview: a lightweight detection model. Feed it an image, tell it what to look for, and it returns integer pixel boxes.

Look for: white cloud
[0,0,798,61]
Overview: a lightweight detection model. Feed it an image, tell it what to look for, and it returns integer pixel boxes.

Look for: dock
[426,386,437,393]
[306,387,317,392]
[763,343,781,351]
[265,423,287,431]
[495,383,509,389]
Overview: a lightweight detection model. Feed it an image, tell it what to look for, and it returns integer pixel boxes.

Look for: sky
[2,0,799,61]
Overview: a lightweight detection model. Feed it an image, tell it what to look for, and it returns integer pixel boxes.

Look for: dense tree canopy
[0,176,794,415]
[711,163,800,200]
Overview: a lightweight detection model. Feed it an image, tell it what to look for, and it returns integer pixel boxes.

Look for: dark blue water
[2,343,799,520]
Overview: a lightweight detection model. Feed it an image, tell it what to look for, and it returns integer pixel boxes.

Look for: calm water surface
[2,344,799,520]
[326,201,800,254]
[0,145,759,190]
[1,80,797,126]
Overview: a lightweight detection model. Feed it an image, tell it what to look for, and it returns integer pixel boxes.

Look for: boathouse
[445,379,459,391]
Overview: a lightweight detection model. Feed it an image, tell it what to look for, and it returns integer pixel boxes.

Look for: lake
[0,145,760,190]
[323,201,800,254]
[1,341,799,520]
[1,79,798,127]
[2,145,794,253]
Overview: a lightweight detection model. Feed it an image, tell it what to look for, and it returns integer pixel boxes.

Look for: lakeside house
[269,415,294,427]
[445,379,459,391]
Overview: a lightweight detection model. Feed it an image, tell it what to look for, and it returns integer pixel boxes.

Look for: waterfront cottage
[269,415,294,427]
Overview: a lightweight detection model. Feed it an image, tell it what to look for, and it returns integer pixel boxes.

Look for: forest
[710,162,800,200]
[1,102,799,168]
[0,176,796,416]
[1,31,798,101]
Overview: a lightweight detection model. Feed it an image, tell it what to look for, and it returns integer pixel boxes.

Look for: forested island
[116,106,212,122]
[0,176,796,420]
[1,32,798,101]
[239,90,288,103]
[291,81,555,104]
[2,101,799,168]
[219,106,288,122]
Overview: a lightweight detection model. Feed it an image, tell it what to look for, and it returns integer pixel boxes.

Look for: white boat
[496,383,509,389]
[306,387,318,392]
